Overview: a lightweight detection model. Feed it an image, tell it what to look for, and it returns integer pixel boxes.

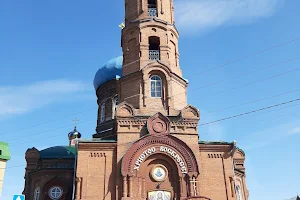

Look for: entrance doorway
[138,154,180,200]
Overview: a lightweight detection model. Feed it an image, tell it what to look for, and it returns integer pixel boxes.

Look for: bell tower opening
[148,0,158,17]
[149,36,160,60]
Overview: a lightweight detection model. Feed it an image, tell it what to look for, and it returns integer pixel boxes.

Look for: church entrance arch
[140,152,181,200]
[121,113,199,199]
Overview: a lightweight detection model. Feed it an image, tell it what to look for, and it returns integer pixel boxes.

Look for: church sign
[133,146,188,174]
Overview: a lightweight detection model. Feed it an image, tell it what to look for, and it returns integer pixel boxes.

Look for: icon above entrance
[148,190,171,200]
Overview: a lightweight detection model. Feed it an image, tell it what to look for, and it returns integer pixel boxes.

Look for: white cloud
[0,80,90,117]
[240,120,300,150]
[175,0,283,32]
[288,127,300,135]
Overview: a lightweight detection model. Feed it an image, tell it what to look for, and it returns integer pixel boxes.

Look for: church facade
[23,0,249,200]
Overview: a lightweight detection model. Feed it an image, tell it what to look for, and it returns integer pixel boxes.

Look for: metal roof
[39,146,76,159]
[0,141,10,161]
[78,138,117,143]
[198,140,234,145]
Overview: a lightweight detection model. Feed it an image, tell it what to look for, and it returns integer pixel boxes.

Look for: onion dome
[93,56,123,90]
[68,126,82,140]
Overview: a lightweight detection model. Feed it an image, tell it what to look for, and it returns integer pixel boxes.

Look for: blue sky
[0,0,299,199]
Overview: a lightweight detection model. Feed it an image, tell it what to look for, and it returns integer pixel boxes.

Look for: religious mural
[148,191,171,200]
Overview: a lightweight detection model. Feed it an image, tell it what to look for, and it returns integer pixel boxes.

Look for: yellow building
[0,142,11,198]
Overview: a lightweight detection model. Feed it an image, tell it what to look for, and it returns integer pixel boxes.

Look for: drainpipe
[72,139,79,200]
[221,156,229,200]
[231,141,237,200]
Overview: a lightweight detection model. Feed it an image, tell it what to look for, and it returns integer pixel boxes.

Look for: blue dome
[68,126,81,139]
[93,56,123,90]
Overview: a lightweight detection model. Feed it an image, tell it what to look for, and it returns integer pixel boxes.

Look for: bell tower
[120,0,187,115]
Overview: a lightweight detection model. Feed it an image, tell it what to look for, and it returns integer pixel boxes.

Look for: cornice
[78,142,116,151]
[117,118,198,126]
[234,169,245,177]
[129,18,179,37]
[199,144,233,152]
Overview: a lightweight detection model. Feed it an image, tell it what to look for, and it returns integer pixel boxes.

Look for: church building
[23,0,249,199]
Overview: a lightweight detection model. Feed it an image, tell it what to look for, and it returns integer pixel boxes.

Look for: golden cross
[73,117,79,127]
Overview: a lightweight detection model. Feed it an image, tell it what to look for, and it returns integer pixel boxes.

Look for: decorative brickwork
[24,0,249,199]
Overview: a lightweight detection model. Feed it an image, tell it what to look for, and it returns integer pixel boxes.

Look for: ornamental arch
[120,113,200,199]
[121,135,199,177]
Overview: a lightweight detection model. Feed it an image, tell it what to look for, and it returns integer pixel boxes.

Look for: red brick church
[23,0,249,199]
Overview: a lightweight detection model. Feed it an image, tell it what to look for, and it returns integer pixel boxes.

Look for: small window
[34,187,40,200]
[48,186,63,200]
[150,75,162,98]
[0,150,2,155]
[113,97,119,119]
[100,103,105,123]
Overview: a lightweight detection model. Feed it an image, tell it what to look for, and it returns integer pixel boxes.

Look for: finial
[118,22,125,29]
[233,140,237,147]
[73,117,79,128]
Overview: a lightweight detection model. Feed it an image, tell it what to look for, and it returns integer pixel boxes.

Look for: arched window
[114,97,119,107]
[149,36,160,60]
[113,96,118,119]
[34,187,40,200]
[100,103,105,123]
[150,75,162,97]
[48,186,63,200]
[236,186,243,200]
[148,0,157,17]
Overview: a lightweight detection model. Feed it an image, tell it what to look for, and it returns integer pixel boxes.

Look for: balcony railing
[149,50,160,60]
[148,8,157,17]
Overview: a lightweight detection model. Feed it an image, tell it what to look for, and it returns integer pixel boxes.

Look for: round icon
[151,165,167,182]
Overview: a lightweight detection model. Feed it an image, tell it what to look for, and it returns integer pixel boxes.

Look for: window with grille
[148,0,157,17]
[149,36,160,60]
[48,186,63,200]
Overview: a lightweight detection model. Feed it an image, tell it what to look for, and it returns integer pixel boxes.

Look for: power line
[126,55,300,104]
[4,105,300,171]
[210,103,300,130]
[187,36,300,77]
[206,88,300,115]
[176,66,300,106]
[198,98,300,126]
[0,164,24,169]
[7,97,300,146]
[4,100,300,170]
[1,37,299,138]
[182,56,300,96]
[0,107,96,137]
[9,119,95,144]
[3,74,300,144]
